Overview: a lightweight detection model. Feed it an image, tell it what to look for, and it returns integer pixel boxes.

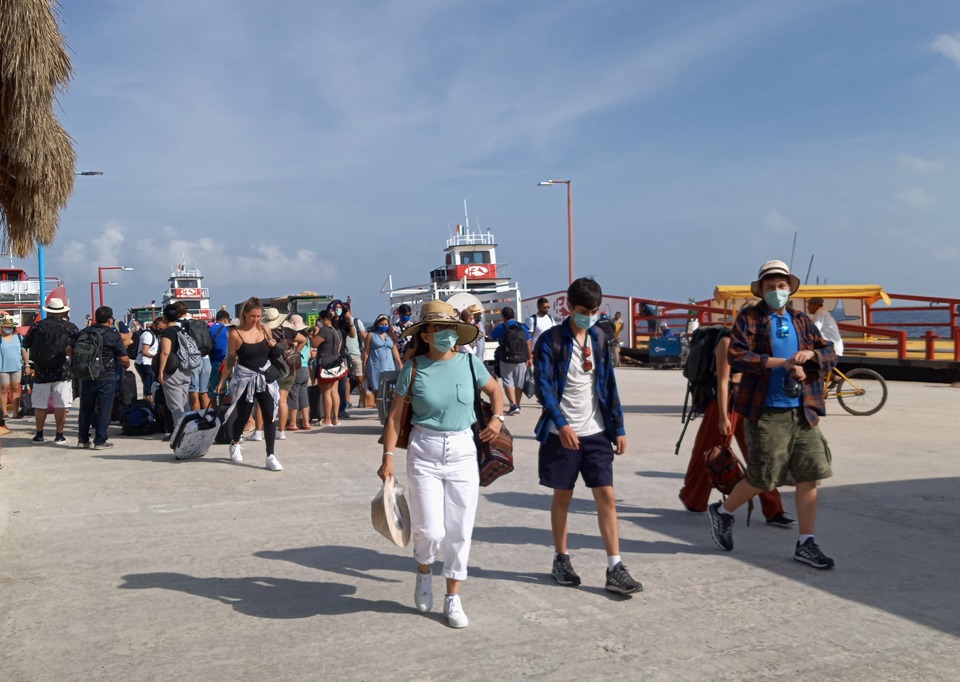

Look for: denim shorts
[189,356,211,393]
[538,432,614,489]
[743,408,833,489]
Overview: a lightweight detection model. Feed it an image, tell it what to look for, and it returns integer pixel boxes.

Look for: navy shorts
[538,432,615,490]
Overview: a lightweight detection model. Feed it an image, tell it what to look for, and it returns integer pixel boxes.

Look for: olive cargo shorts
[743,408,832,490]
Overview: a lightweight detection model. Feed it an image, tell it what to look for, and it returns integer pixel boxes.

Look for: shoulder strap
[467,355,487,429]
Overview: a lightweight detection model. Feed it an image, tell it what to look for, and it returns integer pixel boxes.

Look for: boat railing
[445,233,496,248]
[0,279,41,302]
[864,292,960,361]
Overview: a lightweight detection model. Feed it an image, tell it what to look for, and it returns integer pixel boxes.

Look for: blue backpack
[120,400,157,436]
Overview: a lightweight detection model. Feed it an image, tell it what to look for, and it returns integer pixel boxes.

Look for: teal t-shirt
[395,352,491,432]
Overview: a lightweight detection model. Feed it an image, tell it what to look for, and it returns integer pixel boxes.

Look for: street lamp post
[91,281,117,320]
[538,179,574,284]
[97,265,134,309]
[38,171,103,319]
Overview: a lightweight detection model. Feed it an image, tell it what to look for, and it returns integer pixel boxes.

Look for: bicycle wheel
[836,368,888,416]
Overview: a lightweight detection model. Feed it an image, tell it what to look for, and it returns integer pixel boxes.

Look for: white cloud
[897,154,944,174]
[895,187,935,207]
[930,33,960,68]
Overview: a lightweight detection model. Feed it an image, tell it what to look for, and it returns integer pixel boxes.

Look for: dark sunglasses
[582,343,592,372]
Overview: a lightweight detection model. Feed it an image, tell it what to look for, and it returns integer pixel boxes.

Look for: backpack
[705,441,754,525]
[501,322,529,363]
[130,329,144,357]
[184,319,214,357]
[29,319,73,368]
[120,400,157,436]
[595,316,617,341]
[175,327,203,372]
[71,328,104,380]
[674,325,730,454]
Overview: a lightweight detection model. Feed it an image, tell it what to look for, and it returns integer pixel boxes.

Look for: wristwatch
[492,414,505,423]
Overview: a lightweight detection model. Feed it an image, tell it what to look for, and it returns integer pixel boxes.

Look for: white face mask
[1,327,14,335]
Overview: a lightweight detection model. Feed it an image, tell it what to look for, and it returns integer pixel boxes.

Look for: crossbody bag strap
[467,355,488,429]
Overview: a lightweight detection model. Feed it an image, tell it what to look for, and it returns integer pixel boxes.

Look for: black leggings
[232,387,276,454]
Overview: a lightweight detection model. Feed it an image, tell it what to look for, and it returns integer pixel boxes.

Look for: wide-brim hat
[399,300,479,346]
[262,307,288,330]
[371,477,411,548]
[43,297,70,314]
[284,314,308,331]
[750,260,801,298]
[0,314,15,327]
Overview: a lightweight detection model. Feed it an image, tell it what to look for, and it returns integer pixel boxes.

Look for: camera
[783,373,802,398]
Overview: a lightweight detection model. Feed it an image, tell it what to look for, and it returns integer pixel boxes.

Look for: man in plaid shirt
[708,260,838,569]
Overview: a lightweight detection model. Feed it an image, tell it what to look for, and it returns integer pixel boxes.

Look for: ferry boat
[0,265,67,333]
[129,263,215,325]
[382,219,523,329]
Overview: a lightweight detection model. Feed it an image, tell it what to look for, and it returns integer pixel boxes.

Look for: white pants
[31,381,73,409]
[406,425,479,581]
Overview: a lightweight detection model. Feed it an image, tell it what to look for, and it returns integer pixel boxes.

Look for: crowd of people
[4,260,840,630]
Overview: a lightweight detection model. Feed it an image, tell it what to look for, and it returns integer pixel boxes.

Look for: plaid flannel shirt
[728,301,837,426]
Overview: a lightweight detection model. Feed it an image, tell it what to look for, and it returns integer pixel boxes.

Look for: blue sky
[14,0,960,320]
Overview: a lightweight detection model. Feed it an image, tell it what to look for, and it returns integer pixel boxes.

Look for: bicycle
[824,367,888,416]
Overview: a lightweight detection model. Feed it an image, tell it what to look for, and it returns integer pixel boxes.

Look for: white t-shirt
[811,309,843,356]
[548,340,605,437]
[528,313,556,346]
[136,330,159,365]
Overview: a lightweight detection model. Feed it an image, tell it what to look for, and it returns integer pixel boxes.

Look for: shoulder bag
[468,356,514,486]
[377,358,416,449]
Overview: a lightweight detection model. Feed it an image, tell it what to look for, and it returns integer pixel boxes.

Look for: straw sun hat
[750,260,801,298]
[261,307,288,330]
[399,300,479,346]
[371,477,411,548]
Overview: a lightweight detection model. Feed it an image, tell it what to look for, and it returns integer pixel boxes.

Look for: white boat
[161,263,214,321]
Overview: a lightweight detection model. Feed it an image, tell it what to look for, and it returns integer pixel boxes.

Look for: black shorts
[538,432,614,490]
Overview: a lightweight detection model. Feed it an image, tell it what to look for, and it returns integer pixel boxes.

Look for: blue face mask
[376,324,389,333]
[764,289,790,310]
[431,329,459,353]
[400,314,411,323]
[572,312,598,330]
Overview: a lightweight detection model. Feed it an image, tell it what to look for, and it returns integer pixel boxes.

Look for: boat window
[178,279,200,288]
[460,251,490,265]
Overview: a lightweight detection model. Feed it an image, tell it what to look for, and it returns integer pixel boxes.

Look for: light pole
[91,281,117,319]
[538,179,574,284]
[97,265,134,309]
[38,171,103,319]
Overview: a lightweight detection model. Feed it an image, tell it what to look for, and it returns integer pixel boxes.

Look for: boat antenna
[804,255,815,285]
[463,199,469,232]
[789,231,797,270]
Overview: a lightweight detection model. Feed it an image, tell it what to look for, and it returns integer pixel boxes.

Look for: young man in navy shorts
[533,277,641,594]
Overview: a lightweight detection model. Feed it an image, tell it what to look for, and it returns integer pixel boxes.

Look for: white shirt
[811,309,843,356]
[528,313,556,346]
[136,330,159,365]
[548,339,604,437]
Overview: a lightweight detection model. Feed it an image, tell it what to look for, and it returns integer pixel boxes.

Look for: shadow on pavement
[118,572,408,619]
[621,404,682,415]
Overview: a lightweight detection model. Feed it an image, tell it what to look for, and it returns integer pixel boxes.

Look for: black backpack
[501,322,529,363]
[184,319,214,357]
[71,328,104,380]
[674,325,730,453]
[28,319,73,369]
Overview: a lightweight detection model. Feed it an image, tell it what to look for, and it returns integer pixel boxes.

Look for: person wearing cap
[708,260,838,569]
[216,297,283,471]
[806,298,843,357]
[21,299,79,443]
[534,277,641,595]
[377,300,504,629]
[207,309,232,408]
[0,313,28,432]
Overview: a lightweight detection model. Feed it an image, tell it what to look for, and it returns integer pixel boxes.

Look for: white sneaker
[444,594,468,628]
[229,443,243,463]
[265,454,282,471]
[249,430,264,441]
[277,430,286,440]
[414,572,433,613]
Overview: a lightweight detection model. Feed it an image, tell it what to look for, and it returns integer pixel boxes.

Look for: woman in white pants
[378,300,504,629]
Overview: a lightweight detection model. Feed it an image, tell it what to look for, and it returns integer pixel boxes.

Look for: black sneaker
[552,553,581,586]
[93,441,114,450]
[54,433,67,444]
[766,512,796,528]
[32,434,45,443]
[708,501,734,551]
[794,538,835,570]
[605,562,643,594]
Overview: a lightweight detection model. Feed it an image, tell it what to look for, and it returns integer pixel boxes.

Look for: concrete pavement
[1,369,958,681]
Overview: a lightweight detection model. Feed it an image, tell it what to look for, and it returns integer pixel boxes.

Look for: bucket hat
[399,300,479,346]
[43,297,70,314]
[371,477,411,548]
[750,260,801,298]
[284,314,308,331]
[261,307,288,330]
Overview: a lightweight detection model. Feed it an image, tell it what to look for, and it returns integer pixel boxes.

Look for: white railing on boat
[445,233,496,248]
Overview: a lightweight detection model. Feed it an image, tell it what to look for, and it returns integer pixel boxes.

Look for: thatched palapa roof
[0,0,76,258]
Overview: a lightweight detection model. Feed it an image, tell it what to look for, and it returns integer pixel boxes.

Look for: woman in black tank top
[215,298,282,471]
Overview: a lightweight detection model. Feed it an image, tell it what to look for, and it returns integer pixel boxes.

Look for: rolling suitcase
[376,370,400,426]
[170,409,221,460]
[214,402,237,445]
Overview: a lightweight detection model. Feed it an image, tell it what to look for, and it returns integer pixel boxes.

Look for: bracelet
[383,452,394,457]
